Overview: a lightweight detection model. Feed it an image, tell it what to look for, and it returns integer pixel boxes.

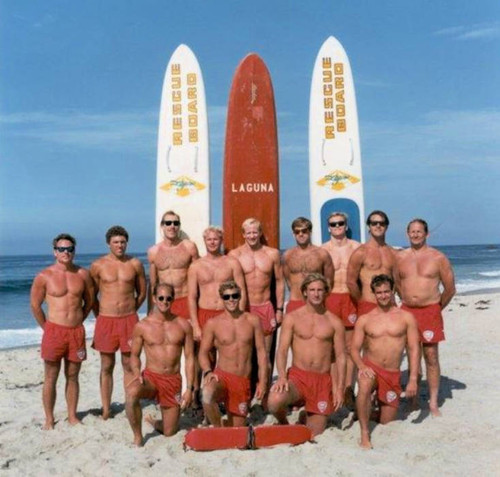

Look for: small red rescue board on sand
[184,424,312,451]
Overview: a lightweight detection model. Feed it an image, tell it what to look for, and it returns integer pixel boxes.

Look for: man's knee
[267,391,288,413]
[423,345,439,367]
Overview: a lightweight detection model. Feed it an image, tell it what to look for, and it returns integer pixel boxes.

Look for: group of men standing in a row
[30,208,455,449]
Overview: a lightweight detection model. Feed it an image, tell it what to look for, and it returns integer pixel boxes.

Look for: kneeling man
[199,280,267,427]
[268,273,346,437]
[351,274,419,449]
[125,283,195,446]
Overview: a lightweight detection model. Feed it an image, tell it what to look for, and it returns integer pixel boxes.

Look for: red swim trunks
[142,368,182,408]
[325,293,358,328]
[92,313,138,353]
[198,308,223,329]
[362,357,401,408]
[401,303,445,344]
[250,301,277,336]
[170,296,190,320]
[286,299,305,314]
[41,321,86,363]
[213,367,251,417]
[287,366,333,415]
[357,300,377,317]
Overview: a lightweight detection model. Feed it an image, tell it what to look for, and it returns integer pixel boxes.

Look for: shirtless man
[322,212,360,407]
[125,283,195,446]
[90,225,147,419]
[30,234,93,429]
[147,210,199,318]
[229,218,285,357]
[395,218,456,416]
[188,226,246,341]
[346,210,396,316]
[199,280,267,427]
[351,274,419,449]
[268,273,346,436]
[283,217,334,313]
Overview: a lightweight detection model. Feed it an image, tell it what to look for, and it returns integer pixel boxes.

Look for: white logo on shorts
[317,401,328,413]
[270,318,277,327]
[127,339,132,347]
[238,402,248,415]
[386,391,397,403]
[423,330,434,342]
[76,349,86,360]
[348,313,357,324]
[175,392,182,404]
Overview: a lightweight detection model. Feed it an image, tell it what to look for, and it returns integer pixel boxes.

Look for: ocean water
[1,244,499,349]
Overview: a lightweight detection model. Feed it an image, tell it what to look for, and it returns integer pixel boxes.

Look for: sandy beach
[1,292,499,476]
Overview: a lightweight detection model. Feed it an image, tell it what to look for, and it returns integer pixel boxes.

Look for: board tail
[253,425,312,448]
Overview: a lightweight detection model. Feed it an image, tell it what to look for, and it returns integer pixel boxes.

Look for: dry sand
[1,293,499,476]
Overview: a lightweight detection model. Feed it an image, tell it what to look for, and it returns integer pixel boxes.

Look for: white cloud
[434,22,500,41]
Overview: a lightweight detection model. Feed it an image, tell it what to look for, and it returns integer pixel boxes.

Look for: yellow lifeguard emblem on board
[317,170,360,191]
[160,175,206,197]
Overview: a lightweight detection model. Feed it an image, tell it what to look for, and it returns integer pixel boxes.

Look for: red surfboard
[223,54,280,252]
[183,425,312,451]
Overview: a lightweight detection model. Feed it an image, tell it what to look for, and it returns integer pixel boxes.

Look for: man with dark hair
[90,225,147,419]
[395,218,455,416]
[199,280,267,427]
[283,217,334,313]
[30,234,93,429]
[351,274,420,449]
[125,283,195,446]
[268,273,346,436]
[346,210,397,316]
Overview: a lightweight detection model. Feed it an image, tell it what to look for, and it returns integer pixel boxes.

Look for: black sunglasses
[222,293,241,301]
[157,295,173,302]
[329,221,346,227]
[54,246,75,253]
[161,220,180,226]
[369,220,387,227]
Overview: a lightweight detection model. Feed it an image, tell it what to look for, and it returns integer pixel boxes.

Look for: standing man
[125,283,195,446]
[229,218,285,358]
[346,210,397,316]
[148,210,199,318]
[30,234,93,429]
[199,280,267,427]
[322,212,360,407]
[268,273,346,437]
[283,217,334,313]
[90,225,147,419]
[188,226,246,341]
[351,274,420,449]
[395,218,456,416]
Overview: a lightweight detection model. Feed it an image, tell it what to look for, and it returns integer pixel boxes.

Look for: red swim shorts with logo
[213,367,251,417]
[357,300,378,317]
[41,321,86,363]
[170,296,190,320]
[198,308,223,329]
[142,368,182,408]
[250,301,277,336]
[285,299,305,314]
[362,357,401,408]
[325,293,358,328]
[401,303,445,344]
[92,313,138,353]
[287,366,333,415]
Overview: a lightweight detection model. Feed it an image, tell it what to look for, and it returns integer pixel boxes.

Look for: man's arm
[251,315,269,399]
[81,270,94,320]
[273,250,285,324]
[30,274,47,328]
[281,250,292,292]
[271,314,293,392]
[146,247,157,313]
[181,321,195,409]
[231,258,247,311]
[89,261,101,317]
[187,263,202,341]
[439,255,456,309]
[350,316,374,378]
[198,321,215,376]
[331,320,346,411]
[189,241,200,262]
[129,324,144,383]
[405,313,420,398]
[346,247,364,302]
[133,259,147,311]
[321,249,335,291]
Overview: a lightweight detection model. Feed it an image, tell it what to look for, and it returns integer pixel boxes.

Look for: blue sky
[1,0,499,255]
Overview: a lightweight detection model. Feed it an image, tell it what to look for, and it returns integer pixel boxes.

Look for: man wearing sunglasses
[268,273,346,437]
[147,210,199,318]
[199,280,267,427]
[228,218,285,361]
[30,233,94,430]
[282,217,334,313]
[321,212,360,409]
[125,283,195,446]
[346,210,397,317]
[89,225,147,420]
[395,218,455,417]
